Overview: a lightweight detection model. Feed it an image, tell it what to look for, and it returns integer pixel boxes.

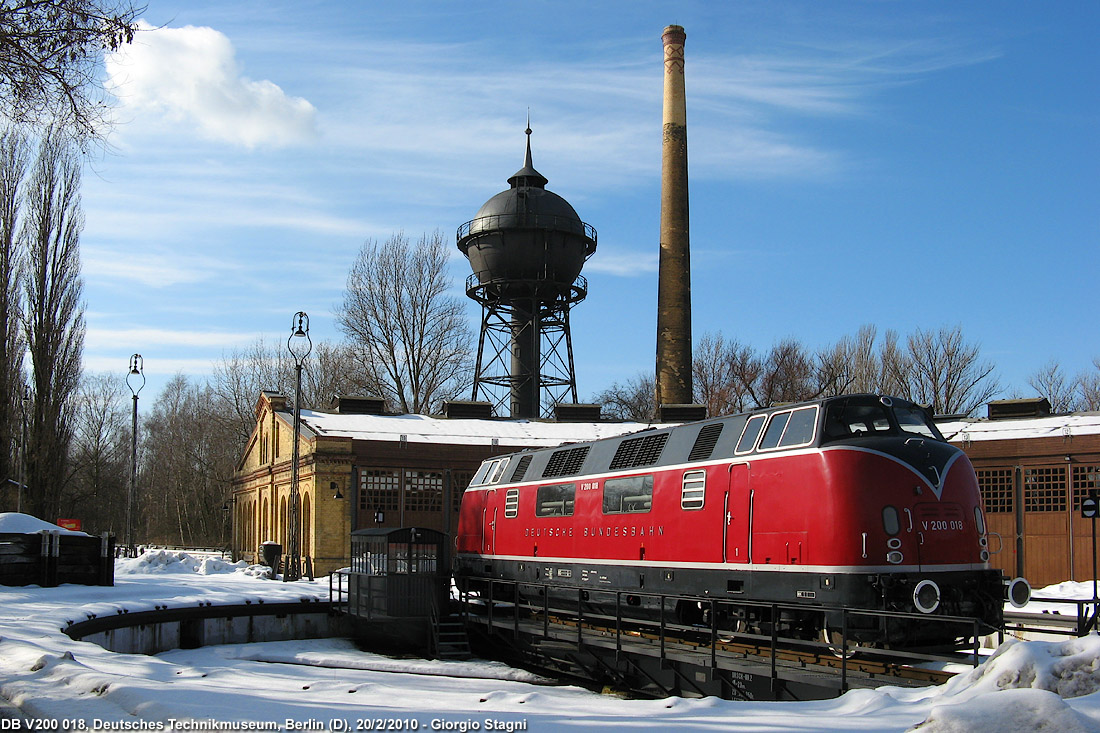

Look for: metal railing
[457,576,996,693]
[1005,596,1100,637]
[457,214,596,244]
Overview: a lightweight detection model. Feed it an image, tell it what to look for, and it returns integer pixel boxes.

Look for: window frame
[602,475,654,515]
[535,483,576,517]
[735,414,768,455]
[757,405,819,453]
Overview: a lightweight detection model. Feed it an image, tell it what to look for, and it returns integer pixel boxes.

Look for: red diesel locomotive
[454,394,1030,646]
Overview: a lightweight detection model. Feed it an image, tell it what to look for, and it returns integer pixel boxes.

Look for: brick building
[229,392,651,575]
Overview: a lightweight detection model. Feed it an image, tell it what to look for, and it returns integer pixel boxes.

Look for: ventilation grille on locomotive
[687,423,724,462]
[509,454,533,483]
[542,446,590,478]
[609,433,670,471]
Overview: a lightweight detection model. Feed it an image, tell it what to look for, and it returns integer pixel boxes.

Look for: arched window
[302,494,312,557]
[279,496,288,547]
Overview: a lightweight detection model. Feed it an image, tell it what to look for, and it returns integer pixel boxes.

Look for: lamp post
[286,312,312,582]
[126,355,144,557]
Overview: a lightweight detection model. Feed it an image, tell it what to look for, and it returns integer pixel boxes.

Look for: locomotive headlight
[913,579,941,614]
[980,550,990,562]
[886,550,904,564]
[1006,577,1031,608]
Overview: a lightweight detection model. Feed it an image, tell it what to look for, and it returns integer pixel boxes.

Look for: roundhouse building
[229,392,656,575]
[939,398,1100,589]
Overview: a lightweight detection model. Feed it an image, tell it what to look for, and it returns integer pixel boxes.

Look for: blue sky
[81,1,1098,407]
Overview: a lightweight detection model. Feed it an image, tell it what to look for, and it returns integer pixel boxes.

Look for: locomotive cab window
[603,475,653,514]
[822,401,891,441]
[895,406,944,440]
[536,484,576,517]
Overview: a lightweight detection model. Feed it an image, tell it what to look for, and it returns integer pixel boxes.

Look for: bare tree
[337,231,472,414]
[0,1,140,141]
[1028,360,1078,413]
[693,332,755,415]
[141,374,234,546]
[21,127,84,520]
[748,338,821,408]
[1077,357,1100,412]
[63,371,127,533]
[209,336,294,456]
[302,339,372,411]
[0,127,27,493]
[593,372,656,421]
[901,325,1000,416]
[210,336,368,459]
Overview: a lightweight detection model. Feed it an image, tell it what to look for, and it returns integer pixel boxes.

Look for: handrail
[457,575,998,694]
[457,214,597,244]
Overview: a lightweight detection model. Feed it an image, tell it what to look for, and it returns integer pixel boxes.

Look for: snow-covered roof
[295,409,665,449]
[938,412,1100,443]
[0,512,89,535]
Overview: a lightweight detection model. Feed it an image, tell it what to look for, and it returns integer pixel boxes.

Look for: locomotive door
[482,489,497,555]
[723,463,751,563]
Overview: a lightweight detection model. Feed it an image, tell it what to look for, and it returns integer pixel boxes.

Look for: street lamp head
[126,354,145,397]
[288,311,313,363]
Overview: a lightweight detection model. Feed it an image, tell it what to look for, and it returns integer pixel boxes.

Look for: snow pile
[910,637,1100,731]
[0,512,88,536]
[116,550,270,578]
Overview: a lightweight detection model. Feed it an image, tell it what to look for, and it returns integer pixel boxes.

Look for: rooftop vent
[542,446,590,478]
[658,403,707,423]
[987,398,1052,420]
[442,400,494,419]
[609,433,670,470]
[332,395,386,415]
[554,403,602,422]
[687,423,724,462]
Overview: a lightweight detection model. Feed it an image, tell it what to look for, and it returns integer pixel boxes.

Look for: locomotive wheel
[821,627,858,659]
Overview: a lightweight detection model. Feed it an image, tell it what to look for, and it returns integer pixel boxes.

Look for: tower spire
[509,115,548,189]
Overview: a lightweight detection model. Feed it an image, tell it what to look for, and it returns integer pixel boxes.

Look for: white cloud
[105,21,317,148]
[585,249,658,277]
[85,327,257,349]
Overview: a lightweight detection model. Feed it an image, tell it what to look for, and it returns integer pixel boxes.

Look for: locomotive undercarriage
[455,556,1006,649]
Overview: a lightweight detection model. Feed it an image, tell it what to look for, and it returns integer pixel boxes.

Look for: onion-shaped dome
[457,127,596,296]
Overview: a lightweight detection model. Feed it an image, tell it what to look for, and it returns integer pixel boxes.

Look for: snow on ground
[1,549,1100,732]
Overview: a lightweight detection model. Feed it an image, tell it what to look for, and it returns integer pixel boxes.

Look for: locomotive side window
[779,406,818,447]
[681,470,706,510]
[487,457,511,484]
[504,488,519,518]
[735,415,767,455]
[470,460,494,486]
[536,483,576,517]
[758,411,791,450]
[471,457,511,486]
[603,475,653,514]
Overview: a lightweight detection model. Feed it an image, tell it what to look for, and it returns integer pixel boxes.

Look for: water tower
[457,127,597,418]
